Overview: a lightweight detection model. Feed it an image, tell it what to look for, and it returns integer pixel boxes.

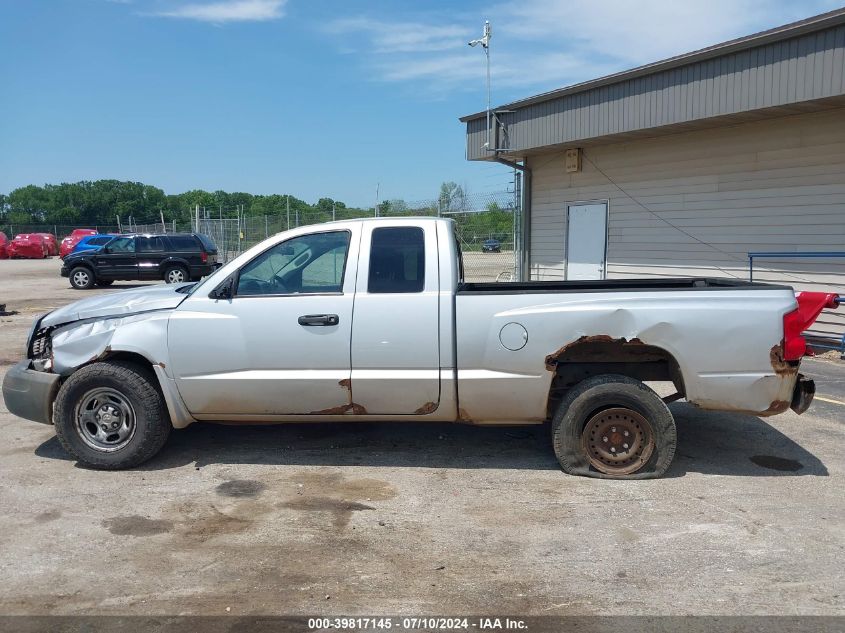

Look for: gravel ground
[0,258,843,617]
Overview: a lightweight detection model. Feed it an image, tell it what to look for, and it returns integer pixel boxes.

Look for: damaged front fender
[50,312,172,375]
[43,311,197,429]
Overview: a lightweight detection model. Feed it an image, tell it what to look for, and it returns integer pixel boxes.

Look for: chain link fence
[2,190,521,283]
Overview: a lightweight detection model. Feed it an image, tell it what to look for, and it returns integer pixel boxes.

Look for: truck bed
[458,277,792,294]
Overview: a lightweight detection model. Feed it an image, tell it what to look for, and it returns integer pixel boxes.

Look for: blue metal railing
[748,251,845,356]
[748,251,845,282]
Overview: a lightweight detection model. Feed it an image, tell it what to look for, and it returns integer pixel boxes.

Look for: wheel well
[96,351,159,380]
[545,337,685,419]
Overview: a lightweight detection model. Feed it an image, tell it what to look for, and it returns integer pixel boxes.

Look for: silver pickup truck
[2,218,837,478]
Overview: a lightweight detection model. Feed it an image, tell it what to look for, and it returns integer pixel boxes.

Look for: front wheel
[69,266,95,290]
[551,374,676,479]
[53,361,171,469]
[163,265,188,284]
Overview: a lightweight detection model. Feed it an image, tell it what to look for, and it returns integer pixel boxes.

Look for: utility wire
[580,150,816,285]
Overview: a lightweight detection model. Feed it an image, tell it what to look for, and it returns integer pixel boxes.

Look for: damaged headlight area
[28,325,55,373]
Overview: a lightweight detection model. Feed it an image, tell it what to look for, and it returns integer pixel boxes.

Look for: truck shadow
[667,402,828,477]
[34,402,827,476]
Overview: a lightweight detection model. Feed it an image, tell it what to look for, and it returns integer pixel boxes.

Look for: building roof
[461,8,845,160]
[460,7,845,122]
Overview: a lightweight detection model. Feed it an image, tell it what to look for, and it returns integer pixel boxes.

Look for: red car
[0,232,8,259]
[9,234,49,259]
[60,229,98,259]
[35,233,59,256]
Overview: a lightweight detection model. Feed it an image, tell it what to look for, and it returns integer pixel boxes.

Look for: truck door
[350,224,441,415]
[168,228,358,416]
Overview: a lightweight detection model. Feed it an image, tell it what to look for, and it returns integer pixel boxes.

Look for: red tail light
[782,292,839,360]
[200,251,208,263]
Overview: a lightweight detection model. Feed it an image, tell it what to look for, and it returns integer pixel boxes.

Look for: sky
[1,0,842,207]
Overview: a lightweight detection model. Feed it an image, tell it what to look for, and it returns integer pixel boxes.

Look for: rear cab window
[368,227,425,293]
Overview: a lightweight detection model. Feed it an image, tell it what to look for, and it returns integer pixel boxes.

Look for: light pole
[468,20,492,150]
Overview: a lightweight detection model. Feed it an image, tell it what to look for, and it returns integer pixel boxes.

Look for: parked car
[8,234,49,259]
[71,234,118,255]
[2,218,834,475]
[0,232,8,259]
[60,232,219,289]
[482,238,502,253]
[35,233,59,256]
[60,229,98,259]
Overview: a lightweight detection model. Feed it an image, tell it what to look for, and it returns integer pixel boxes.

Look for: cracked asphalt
[0,259,843,617]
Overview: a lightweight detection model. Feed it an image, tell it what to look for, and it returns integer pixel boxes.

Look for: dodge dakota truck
[2,218,836,478]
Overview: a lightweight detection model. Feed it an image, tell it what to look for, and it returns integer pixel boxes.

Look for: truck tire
[69,266,95,290]
[53,361,171,470]
[551,374,676,479]
[163,265,188,284]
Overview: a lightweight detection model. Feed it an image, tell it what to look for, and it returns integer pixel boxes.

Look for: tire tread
[53,361,171,470]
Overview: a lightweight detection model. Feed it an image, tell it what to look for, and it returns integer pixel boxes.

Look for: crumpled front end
[3,285,196,428]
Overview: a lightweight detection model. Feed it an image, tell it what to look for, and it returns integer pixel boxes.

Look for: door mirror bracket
[209,275,235,300]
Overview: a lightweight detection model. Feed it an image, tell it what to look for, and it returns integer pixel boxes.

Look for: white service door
[566,203,607,280]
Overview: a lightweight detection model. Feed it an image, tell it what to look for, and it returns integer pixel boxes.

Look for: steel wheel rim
[73,387,137,452]
[581,407,655,475]
[167,269,185,283]
[72,270,89,287]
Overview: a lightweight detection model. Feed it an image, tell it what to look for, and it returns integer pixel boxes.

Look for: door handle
[298,314,339,326]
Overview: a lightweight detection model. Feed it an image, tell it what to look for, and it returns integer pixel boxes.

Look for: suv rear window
[167,235,201,251]
[195,233,218,253]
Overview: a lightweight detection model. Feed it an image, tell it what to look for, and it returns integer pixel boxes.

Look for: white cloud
[152,0,286,23]
[327,18,471,53]
[328,0,845,96]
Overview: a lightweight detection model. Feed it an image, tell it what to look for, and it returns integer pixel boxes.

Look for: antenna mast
[468,20,492,150]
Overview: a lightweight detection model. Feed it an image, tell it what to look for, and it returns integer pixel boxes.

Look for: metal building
[460,8,845,338]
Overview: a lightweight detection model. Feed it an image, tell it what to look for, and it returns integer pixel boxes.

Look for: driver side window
[236,231,350,296]
[108,237,135,253]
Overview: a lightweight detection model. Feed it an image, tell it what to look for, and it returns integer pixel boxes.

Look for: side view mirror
[104,246,112,254]
[209,275,235,300]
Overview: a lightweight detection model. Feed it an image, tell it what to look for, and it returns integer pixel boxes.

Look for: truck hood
[42,283,192,327]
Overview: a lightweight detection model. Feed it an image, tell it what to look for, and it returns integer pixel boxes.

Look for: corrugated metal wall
[466,24,845,160]
[529,108,845,336]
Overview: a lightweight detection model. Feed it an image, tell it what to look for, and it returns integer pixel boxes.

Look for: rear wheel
[551,374,676,479]
[164,265,188,284]
[53,361,171,470]
[69,266,95,290]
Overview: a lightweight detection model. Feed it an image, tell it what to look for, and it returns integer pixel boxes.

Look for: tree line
[0,179,516,243]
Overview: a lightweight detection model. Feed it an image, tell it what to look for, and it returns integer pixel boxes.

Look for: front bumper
[60,266,69,278]
[1,360,61,425]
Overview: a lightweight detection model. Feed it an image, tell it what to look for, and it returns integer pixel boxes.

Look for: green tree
[438,181,466,213]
